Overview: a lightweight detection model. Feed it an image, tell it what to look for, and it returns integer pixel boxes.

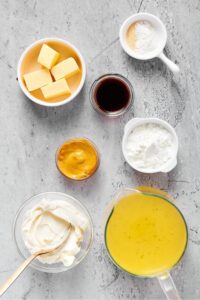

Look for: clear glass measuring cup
[103,187,188,300]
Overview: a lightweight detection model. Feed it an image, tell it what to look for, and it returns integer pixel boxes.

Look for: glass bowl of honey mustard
[56,138,100,180]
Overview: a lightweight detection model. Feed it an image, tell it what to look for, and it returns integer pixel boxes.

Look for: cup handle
[158,272,181,300]
[158,52,180,73]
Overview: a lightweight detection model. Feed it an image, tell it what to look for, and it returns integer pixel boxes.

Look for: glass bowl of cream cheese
[13,192,93,273]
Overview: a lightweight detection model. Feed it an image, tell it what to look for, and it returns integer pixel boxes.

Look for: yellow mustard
[56,138,99,180]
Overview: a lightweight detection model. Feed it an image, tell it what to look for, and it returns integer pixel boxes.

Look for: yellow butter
[38,44,60,69]
[41,78,71,99]
[23,69,53,92]
[51,57,80,80]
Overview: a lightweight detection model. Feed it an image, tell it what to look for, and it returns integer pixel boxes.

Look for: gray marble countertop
[0,0,200,299]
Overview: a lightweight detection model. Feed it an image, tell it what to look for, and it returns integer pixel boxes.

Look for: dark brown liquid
[94,76,132,113]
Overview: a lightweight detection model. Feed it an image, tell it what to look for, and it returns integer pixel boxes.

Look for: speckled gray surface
[0,0,200,299]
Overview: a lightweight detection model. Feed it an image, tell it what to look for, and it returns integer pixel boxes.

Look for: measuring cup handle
[158,52,180,73]
[158,272,181,300]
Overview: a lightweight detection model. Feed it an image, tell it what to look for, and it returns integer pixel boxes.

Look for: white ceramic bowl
[17,38,86,107]
[119,13,179,73]
[122,118,178,173]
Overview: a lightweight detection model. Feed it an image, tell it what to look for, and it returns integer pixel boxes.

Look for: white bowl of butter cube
[18,38,86,107]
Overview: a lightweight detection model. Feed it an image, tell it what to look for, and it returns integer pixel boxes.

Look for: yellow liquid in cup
[105,192,187,276]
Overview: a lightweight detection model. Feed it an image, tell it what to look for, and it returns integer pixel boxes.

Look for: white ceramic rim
[119,12,167,60]
[122,117,179,173]
[17,37,86,107]
[13,192,94,273]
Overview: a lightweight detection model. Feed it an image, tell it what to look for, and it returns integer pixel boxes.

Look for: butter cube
[38,44,60,69]
[23,69,53,92]
[41,78,71,99]
[51,57,80,80]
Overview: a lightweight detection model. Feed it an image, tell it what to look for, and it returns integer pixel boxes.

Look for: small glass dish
[90,73,134,117]
[13,192,93,273]
[55,138,100,181]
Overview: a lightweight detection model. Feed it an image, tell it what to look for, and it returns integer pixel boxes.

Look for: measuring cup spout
[158,52,180,73]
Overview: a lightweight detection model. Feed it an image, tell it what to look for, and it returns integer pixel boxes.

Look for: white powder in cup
[126,20,160,54]
[125,123,176,171]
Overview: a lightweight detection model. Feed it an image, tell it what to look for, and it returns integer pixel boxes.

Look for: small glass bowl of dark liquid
[90,74,134,117]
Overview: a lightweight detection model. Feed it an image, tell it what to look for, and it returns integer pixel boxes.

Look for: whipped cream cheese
[22,199,88,266]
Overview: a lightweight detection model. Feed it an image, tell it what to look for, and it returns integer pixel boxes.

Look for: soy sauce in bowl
[90,74,133,117]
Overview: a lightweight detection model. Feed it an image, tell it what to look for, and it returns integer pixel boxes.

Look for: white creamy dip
[22,199,88,266]
[125,123,176,171]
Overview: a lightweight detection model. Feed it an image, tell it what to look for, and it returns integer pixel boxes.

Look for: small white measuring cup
[119,13,180,73]
[122,118,179,173]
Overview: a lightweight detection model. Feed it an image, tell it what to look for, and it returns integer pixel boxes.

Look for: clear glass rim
[103,187,188,278]
[90,73,134,117]
[55,137,100,181]
[13,192,94,273]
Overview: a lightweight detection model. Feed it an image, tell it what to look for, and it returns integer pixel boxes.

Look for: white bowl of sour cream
[122,118,178,173]
[13,192,93,273]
